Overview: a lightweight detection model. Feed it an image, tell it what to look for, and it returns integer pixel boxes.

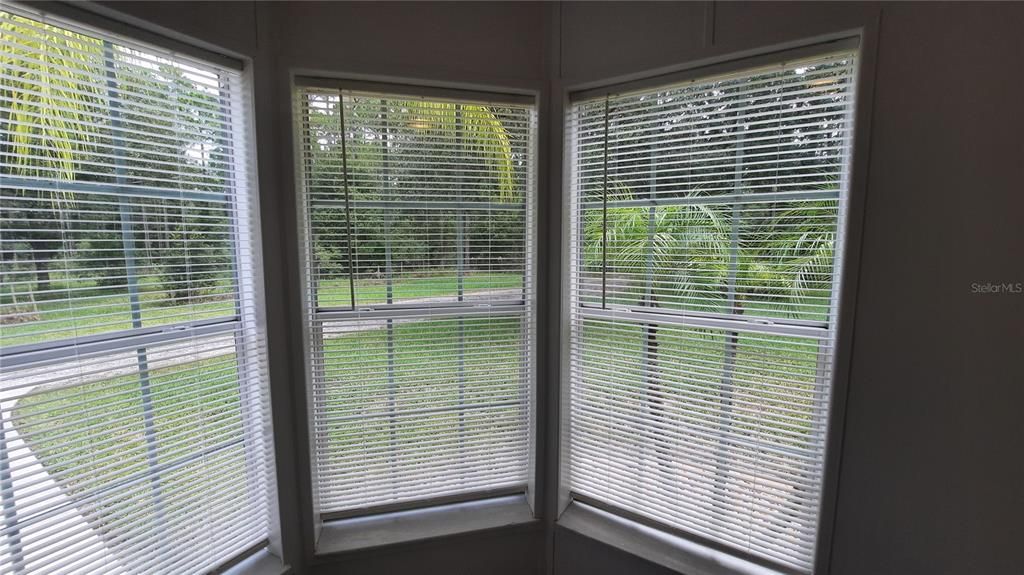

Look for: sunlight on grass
[12,351,254,569]
[317,271,523,307]
[1,272,525,346]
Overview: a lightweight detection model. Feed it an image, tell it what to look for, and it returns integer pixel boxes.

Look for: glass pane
[309,96,530,307]
[594,199,839,323]
[0,20,239,348]
[571,317,828,551]
[1,192,237,347]
[6,334,260,572]
[314,314,528,511]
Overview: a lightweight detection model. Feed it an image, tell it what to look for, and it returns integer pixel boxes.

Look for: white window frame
[557,37,865,575]
[290,78,540,552]
[0,3,281,573]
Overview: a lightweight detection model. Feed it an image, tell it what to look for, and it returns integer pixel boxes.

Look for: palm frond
[1,13,104,184]
[402,100,517,199]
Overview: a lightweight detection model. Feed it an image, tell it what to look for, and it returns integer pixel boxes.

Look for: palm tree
[304,93,521,280]
[0,12,103,300]
[584,178,837,389]
[584,172,838,527]
[398,100,518,196]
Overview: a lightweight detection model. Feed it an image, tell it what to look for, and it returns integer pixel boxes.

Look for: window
[294,85,536,519]
[565,50,858,571]
[0,7,272,574]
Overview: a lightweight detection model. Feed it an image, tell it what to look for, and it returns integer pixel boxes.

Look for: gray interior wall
[828,3,1024,574]
[307,524,544,575]
[553,528,677,575]
[61,2,1024,574]
[91,0,257,56]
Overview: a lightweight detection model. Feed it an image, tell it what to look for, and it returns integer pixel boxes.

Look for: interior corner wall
[68,2,1024,574]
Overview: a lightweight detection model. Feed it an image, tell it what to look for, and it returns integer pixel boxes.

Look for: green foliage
[585,186,837,319]
[159,219,232,305]
[303,94,528,280]
[400,101,517,196]
[586,183,733,311]
[0,13,105,298]
[0,12,104,180]
[1,13,234,310]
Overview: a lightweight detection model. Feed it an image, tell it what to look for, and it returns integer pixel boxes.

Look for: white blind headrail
[1,7,272,574]
[294,86,537,518]
[566,50,858,572]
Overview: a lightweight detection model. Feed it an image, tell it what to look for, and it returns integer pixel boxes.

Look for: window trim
[556,32,878,575]
[219,548,290,575]
[296,75,535,107]
[290,77,542,550]
[559,500,787,575]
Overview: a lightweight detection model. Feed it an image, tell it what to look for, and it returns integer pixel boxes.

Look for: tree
[304,94,523,282]
[0,12,104,300]
[2,13,236,313]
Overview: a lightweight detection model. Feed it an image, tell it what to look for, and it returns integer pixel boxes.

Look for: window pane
[567,50,856,571]
[315,315,529,511]
[599,200,839,321]
[1,192,238,347]
[298,87,535,517]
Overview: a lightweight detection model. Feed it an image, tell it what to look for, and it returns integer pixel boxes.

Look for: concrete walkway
[0,397,127,574]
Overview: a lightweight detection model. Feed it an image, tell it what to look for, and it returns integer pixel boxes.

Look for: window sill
[316,494,537,556]
[220,549,290,575]
[557,501,786,575]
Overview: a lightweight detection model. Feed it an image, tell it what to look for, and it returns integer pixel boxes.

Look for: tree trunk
[33,256,51,293]
[645,303,669,465]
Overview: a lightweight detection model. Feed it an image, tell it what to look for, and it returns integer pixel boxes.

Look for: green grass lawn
[10,268,819,540]
[315,317,530,509]
[6,270,528,531]
[0,274,236,347]
[14,316,817,514]
[13,316,530,536]
[575,318,821,450]
[317,317,526,455]
[1,271,524,346]
[316,271,523,307]
[12,350,254,566]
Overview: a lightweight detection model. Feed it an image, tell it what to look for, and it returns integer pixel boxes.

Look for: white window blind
[295,86,536,518]
[0,7,272,574]
[566,50,857,571]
